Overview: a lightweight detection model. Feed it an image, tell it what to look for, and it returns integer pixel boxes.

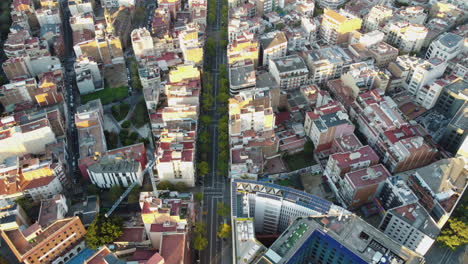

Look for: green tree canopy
[174,182,188,192]
[195,192,203,203]
[217,223,231,239]
[108,185,124,201]
[304,140,314,155]
[198,161,210,177]
[85,214,123,249]
[193,233,208,251]
[217,202,230,218]
[201,115,212,126]
[158,180,174,190]
[437,201,468,250]
[87,184,100,195]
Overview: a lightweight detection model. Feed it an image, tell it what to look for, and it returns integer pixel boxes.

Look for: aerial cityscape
[0,0,466,263]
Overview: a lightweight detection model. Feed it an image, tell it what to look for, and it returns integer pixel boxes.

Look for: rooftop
[390,203,440,237]
[330,145,379,169]
[261,215,424,264]
[345,164,390,188]
[271,55,308,73]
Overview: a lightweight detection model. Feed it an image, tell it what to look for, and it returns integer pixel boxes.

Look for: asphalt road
[60,0,82,193]
[200,0,231,263]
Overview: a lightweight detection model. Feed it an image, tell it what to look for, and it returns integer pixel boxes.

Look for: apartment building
[35,7,61,27]
[229,60,256,94]
[383,22,428,54]
[68,0,93,16]
[304,101,354,153]
[1,217,86,264]
[320,9,362,45]
[306,46,354,84]
[425,32,464,61]
[363,5,393,32]
[74,56,103,94]
[155,130,196,187]
[229,95,275,135]
[131,28,154,59]
[75,99,107,162]
[259,31,287,66]
[317,0,346,9]
[178,23,204,66]
[269,55,308,90]
[324,145,380,182]
[101,0,135,8]
[368,42,399,68]
[395,6,427,25]
[228,32,258,67]
[87,156,143,189]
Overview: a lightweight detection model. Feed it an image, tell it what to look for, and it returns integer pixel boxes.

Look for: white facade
[260,32,287,66]
[25,176,63,201]
[380,209,436,256]
[317,0,346,9]
[88,163,143,188]
[36,9,61,27]
[156,159,195,187]
[132,28,154,59]
[425,33,464,61]
[70,13,95,33]
[363,5,393,32]
[76,71,96,94]
[413,80,444,109]
[0,126,56,163]
[384,22,428,54]
[69,0,93,16]
[269,55,309,90]
[404,58,447,98]
[101,0,135,8]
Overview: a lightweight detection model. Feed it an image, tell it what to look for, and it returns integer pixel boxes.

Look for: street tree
[198,161,210,177]
[217,202,230,218]
[201,115,212,126]
[194,234,208,251]
[217,223,231,239]
[195,192,203,203]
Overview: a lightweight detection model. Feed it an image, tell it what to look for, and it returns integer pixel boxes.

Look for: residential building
[227,32,258,67]
[252,215,425,264]
[229,92,275,135]
[379,203,439,255]
[155,130,196,187]
[178,23,204,66]
[259,31,287,66]
[425,32,464,61]
[269,55,308,90]
[317,0,346,9]
[158,0,181,20]
[300,84,333,109]
[324,145,380,183]
[73,33,124,66]
[152,8,171,36]
[368,42,399,68]
[0,113,58,162]
[306,46,354,84]
[101,0,135,8]
[304,101,354,153]
[320,9,362,45]
[435,76,468,118]
[1,217,86,264]
[75,99,107,163]
[383,22,428,54]
[139,192,194,249]
[35,8,61,27]
[439,102,468,155]
[75,56,103,94]
[84,246,124,264]
[68,0,93,16]
[338,164,390,208]
[229,60,256,94]
[87,155,143,188]
[301,17,318,43]
[70,12,95,34]
[36,70,65,107]
[363,5,393,32]
[38,194,68,227]
[395,6,427,25]
[132,28,154,59]
[407,158,467,228]
[0,78,37,106]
